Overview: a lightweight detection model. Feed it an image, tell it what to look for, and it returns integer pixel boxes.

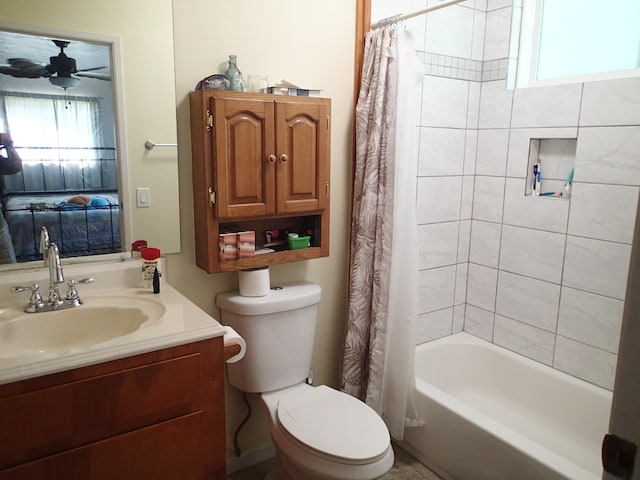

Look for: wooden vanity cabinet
[189,90,331,273]
[0,336,226,480]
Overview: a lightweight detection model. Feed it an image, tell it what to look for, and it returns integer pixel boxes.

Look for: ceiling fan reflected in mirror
[0,39,111,89]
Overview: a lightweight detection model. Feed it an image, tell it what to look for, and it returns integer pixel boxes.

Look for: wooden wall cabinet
[189,90,331,273]
[0,337,226,480]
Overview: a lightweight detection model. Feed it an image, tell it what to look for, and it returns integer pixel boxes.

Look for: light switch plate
[136,187,151,208]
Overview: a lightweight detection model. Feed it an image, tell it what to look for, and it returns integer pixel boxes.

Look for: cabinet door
[213,97,276,218]
[275,99,330,214]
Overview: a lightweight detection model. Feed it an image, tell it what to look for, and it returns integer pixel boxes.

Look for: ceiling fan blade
[75,71,111,81]
[77,65,107,73]
[0,58,50,78]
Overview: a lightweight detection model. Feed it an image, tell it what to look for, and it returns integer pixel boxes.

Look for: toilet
[217,281,394,480]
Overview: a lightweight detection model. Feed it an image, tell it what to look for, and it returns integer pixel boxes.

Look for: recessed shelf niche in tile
[525,138,577,198]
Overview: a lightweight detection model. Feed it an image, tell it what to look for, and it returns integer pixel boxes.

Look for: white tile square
[453,304,465,332]
[461,175,475,220]
[580,77,640,127]
[494,315,555,365]
[495,270,560,332]
[467,82,481,127]
[466,263,498,311]
[418,127,466,176]
[464,129,478,174]
[511,83,582,128]
[487,0,512,10]
[425,2,475,58]
[574,126,640,186]
[455,262,468,305]
[421,76,470,128]
[415,308,453,344]
[464,304,494,341]
[418,265,457,313]
[558,287,624,354]
[553,336,617,390]
[479,80,513,129]
[471,10,486,61]
[457,220,472,262]
[417,176,462,223]
[476,129,510,176]
[472,175,505,222]
[483,6,511,60]
[418,222,460,269]
[499,225,566,283]
[502,178,569,234]
[567,183,639,244]
[469,220,501,267]
[562,236,631,300]
[473,0,488,11]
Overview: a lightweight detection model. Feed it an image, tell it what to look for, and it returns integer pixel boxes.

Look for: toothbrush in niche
[532,161,542,196]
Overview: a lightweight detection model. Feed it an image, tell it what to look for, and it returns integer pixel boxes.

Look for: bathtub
[399,332,612,480]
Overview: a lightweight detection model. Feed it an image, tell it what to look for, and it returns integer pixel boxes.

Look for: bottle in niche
[224,55,244,91]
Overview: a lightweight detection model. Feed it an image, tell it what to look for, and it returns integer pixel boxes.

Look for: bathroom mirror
[0,30,121,265]
[0,0,181,271]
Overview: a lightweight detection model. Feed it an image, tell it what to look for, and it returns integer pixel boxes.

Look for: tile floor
[227,443,444,479]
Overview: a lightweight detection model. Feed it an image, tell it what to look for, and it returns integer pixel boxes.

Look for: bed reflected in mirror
[0,30,121,264]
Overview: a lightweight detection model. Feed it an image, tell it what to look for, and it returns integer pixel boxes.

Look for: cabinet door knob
[267,154,277,164]
[280,153,289,163]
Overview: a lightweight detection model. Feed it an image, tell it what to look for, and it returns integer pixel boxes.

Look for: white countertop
[0,257,226,385]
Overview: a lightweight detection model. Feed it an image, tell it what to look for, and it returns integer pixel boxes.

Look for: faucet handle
[11,284,45,313]
[10,284,36,293]
[67,277,94,288]
[65,277,94,303]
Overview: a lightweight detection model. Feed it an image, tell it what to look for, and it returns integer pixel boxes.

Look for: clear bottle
[224,55,244,92]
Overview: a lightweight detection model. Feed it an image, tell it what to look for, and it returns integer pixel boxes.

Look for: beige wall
[170,0,356,460]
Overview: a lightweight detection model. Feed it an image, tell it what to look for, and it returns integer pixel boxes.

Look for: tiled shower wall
[373,0,640,390]
[466,74,640,391]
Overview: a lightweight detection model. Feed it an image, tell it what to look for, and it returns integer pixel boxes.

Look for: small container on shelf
[237,231,256,258]
[287,235,311,250]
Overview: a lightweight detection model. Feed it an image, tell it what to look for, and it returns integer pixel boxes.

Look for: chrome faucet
[10,240,94,313]
[46,243,65,306]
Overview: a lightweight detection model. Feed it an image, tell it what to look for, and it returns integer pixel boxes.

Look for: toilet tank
[216,281,321,393]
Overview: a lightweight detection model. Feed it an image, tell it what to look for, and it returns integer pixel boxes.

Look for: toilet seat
[275,385,390,464]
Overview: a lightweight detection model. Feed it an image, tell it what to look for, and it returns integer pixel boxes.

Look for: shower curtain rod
[371,0,467,29]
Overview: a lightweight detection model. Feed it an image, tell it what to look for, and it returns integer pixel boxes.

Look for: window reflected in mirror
[0,30,121,264]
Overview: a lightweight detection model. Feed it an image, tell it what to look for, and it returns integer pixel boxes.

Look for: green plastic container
[287,235,311,250]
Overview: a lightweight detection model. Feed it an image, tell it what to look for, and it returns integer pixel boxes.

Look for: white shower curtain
[341,26,423,440]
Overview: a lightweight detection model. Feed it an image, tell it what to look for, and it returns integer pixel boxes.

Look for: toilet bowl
[216,282,394,479]
[261,383,394,480]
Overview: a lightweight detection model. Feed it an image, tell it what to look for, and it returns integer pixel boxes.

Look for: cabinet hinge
[208,187,215,207]
[326,115,330,133]
[325,181,329,197]
[206,110,213,132]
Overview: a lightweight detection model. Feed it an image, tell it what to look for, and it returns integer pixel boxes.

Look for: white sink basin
[0,296,165,354]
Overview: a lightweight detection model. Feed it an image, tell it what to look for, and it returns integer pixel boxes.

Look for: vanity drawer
[0,412,208,480]
[0,352,203,470]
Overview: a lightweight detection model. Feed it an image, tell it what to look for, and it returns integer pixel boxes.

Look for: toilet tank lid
[216,281,321,315]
